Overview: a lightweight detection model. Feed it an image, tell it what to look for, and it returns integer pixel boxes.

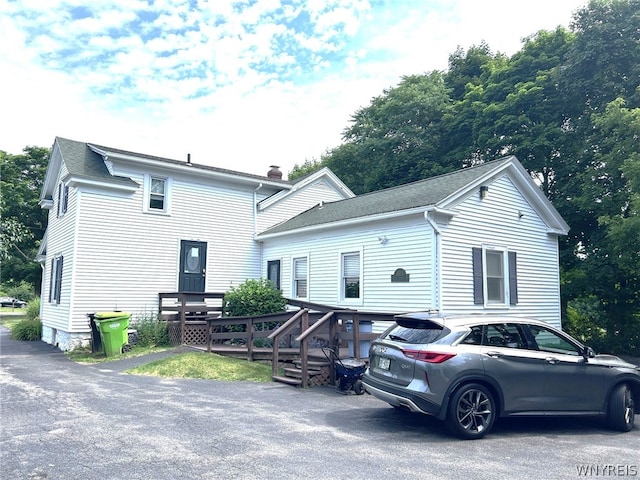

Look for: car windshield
[383,319,449,344]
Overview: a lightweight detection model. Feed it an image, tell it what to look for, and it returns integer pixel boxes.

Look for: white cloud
[0,0,587,176]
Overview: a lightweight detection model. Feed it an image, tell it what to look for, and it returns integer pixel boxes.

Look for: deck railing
[158,292,398,386]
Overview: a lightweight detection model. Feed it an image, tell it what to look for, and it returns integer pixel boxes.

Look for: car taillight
[402,349,456,363]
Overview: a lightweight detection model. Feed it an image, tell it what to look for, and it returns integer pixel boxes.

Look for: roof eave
[88,145,289,190]
[256,206,438,241]
[66,174,139,193]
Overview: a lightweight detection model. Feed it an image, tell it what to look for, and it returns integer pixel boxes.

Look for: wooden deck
[158,292,397,388]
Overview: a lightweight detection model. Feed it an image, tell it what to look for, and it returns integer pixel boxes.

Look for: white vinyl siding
[263,216,433,312]
[40,166,77,332]
[256,179,348,233]
[56,166,263,332]
[439,174,562,327]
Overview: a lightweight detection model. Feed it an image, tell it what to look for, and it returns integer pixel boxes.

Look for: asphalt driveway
[1,326,638,480]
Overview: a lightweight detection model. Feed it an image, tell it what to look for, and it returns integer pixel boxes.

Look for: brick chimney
[267,165,282,180]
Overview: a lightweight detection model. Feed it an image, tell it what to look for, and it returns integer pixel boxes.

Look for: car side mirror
[582,346,595,360]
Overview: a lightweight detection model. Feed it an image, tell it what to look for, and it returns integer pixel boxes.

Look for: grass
[1,315,275,382]
[0,313,25,330]
[127,351,274,382]
[65,345,173,364]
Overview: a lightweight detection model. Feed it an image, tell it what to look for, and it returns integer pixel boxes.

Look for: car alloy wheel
[448,383,496,439]
[608,383,635,432]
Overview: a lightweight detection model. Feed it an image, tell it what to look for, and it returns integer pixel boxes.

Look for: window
[485,250,504,303]
[267,260,281,290]
[49,256,63,304]
[145,175,171,213]
[473,247,518,306]
[485,323,525,348]
[57,183,68,217]
[292,257,308,298]
[528,324,581,356]
[150,177,166,210]
[341,252,361,300]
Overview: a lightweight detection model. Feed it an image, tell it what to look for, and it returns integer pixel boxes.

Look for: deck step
[272,375,302,386]
[294,360,330,368]
[283,367,323,378]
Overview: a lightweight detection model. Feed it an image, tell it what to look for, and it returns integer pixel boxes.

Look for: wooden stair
[272,357,332,387]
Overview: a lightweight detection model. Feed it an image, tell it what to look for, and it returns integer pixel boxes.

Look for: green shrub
[133,315,171,347]
[25,297,40,321]
[2,281,37,303]
[223,278,286,317]
[10,318,42,341]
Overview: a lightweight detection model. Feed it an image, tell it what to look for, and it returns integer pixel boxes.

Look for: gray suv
[362,312,640,439]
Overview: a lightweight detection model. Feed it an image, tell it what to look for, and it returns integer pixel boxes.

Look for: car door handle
[545,357,559,364]
[486,351,503,358]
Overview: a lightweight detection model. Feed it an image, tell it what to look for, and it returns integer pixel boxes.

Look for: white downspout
[424,209,442,312]
[253,183,263,237]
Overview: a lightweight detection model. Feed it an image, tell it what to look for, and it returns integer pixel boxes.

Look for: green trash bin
[94,311,130,357]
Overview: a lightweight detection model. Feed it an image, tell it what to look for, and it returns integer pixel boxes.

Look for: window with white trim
[57,182,68,217]
[292,257,308,299]
[144,175,171,213]
[49,256,64,304]
[473,247,518,306]
[341,251,361,300]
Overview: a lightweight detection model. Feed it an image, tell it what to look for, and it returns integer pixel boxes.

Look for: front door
[179,240,207,294]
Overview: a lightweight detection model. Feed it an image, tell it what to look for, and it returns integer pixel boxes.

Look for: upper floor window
[473,247,518,307]
[57,183,68,217]
[144,175,171,213]
[49,255,64,304]
[341,251,361,300]
[292,257,308,299]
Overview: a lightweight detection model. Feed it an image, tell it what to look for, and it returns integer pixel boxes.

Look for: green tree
[0,147,50,291]
[562,0,640,111]
[288,157,324,182]
[324,72,453,193]
[564,99,640,354]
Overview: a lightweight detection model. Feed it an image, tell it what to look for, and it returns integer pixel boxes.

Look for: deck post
[329,315,338,385]
[353,312,361,359]
[207,319,213,353]
[180,293,187,345]
[300,309,309,388]
[247,317,254,361]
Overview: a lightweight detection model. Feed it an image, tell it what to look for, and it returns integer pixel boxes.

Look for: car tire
[447,383,496,439]
[607,383,635,432]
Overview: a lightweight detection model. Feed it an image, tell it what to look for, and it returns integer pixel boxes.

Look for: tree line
[289,0,640,355]
[1,0,638,354]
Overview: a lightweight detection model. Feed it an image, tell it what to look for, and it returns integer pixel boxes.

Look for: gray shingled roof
[262,157,515,235]
[56,137,139,188]
[87,140,291,185]
[56,137,292,186]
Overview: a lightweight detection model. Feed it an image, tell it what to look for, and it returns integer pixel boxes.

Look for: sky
[1,0,587,178]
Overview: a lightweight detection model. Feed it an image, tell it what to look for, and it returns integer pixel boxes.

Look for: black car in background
[0,297,27,308]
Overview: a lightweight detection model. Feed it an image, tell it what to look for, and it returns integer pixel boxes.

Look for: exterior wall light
[479,185,489,199]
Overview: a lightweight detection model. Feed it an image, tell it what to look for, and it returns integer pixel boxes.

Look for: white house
[37,137,353,350]
[257,156,570,329]
[37,137,569,350]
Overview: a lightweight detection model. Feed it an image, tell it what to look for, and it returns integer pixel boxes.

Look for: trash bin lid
[94,311,131,320]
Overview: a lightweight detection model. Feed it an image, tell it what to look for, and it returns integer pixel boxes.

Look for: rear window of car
[383,320,450,344]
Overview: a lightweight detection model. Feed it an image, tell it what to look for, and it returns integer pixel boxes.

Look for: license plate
[378,357,390,370]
